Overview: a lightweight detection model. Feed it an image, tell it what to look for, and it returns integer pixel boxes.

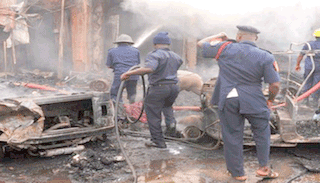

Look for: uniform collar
[156,48,170,51]
[239,40,257,47]
[118,44,130,47]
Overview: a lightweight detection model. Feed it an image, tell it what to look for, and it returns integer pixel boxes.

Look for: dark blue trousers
[218,97,270,177]
[110,77,137,103]
[162,106,177,128]
[144,84,179,144]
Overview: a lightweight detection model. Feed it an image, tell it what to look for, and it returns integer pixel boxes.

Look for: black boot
[164,123,182,138]
[145,140,167,148]
[164,123,176,137]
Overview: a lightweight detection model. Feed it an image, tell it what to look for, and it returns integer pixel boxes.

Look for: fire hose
[114,66,220,183]
[12,82,71,95]
[114,65,143,183]
[112,44,320,182]
[272,80,320,109]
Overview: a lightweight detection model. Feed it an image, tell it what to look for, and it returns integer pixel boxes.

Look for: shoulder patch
[273,61,280,72]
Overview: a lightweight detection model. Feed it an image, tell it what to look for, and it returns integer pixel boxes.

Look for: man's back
[107,45,140,74]
[197,27,281,181]
[219,41,274,85]
[146,48,183,85]
[213,41,279,114]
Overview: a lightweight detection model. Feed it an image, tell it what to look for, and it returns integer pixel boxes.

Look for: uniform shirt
[201,41,280,114]
[107,44,140,80]
[145,48,183,85]
[301,38,320,72]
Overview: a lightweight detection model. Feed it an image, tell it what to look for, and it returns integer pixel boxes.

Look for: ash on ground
[65,138,132,183]
[295,104,320,138]
[296,120,320,138]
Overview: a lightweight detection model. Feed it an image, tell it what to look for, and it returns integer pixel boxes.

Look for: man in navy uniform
[121,32,183,148]
[295,28,320,107]
[107,34,140,104]
[197,25,280,181]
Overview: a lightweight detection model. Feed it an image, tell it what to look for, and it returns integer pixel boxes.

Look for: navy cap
[236,25,260,34]
[153,32,171,45]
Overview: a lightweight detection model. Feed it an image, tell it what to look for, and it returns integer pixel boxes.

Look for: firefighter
[295,28,320,107]
[197,25,280,181]
[107,34,140,104]
[121,32,183,148]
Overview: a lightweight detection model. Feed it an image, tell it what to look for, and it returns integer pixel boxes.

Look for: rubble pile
[66,140,129,183]
[14,69,57,85]
[0,69,112,99]
[0,69,64,98]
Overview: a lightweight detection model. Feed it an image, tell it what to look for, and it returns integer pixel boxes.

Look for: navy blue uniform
[301,38,320,101]
[107,44,140,103]
[201,41,280,177]
[144,48,183,145]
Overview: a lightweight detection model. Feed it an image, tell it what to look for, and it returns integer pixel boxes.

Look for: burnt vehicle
[0,92,114,160]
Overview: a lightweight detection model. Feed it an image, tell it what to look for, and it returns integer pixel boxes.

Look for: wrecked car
[0,92,114,160]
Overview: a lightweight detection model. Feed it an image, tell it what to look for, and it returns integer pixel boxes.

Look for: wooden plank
[71,0,89,72]
[90,0,104,71]
[58,0,65,79]
[186,37,197,70]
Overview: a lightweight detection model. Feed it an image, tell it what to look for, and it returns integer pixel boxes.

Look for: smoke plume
[121,0,320,51]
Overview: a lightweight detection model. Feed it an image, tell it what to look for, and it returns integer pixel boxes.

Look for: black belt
[150,83,176,87]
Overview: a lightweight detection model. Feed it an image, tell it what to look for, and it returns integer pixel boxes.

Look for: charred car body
[0,92,114,159]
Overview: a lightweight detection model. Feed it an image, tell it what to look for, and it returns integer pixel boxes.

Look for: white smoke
[121,0,320,51]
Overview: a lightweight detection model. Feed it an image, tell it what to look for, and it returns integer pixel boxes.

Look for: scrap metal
[0,98,44,144]
[0,91,114,158]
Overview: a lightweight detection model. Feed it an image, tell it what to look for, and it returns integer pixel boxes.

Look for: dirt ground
[1,127,320,183]
[0,91,320,183]
[1,71,320,183]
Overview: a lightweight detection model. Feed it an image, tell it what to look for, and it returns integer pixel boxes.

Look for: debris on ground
[296,120,320,138]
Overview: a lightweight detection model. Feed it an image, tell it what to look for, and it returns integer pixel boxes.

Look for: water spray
[133,25,162,48]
